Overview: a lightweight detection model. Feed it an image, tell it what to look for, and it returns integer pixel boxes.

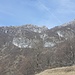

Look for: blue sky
[0,0,75,28]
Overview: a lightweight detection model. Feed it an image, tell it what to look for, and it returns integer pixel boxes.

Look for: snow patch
[40,34,48,40]
[5,30,8,33]
[13,37,32,48]
[44,42,55,47]
[12,37,40,48]
[57,31,64,37]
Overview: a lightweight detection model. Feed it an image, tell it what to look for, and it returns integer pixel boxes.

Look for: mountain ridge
[0,20,75,75]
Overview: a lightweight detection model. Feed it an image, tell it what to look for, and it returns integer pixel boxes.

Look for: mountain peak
[60,19,75,27]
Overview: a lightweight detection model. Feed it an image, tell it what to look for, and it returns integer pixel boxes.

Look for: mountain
[0,20,75,75]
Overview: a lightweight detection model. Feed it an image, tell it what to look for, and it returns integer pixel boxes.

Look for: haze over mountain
[0,20,75,75]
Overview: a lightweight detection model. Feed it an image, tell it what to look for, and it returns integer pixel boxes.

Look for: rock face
[0,21,75,75]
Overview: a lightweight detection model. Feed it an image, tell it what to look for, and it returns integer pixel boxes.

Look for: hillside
[0,20,75,75]
[35,65,75,75]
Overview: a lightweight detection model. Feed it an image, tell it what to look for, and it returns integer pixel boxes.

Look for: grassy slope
[35,65,75,75]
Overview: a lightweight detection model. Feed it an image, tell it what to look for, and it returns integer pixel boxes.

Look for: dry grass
[35,65,75,75]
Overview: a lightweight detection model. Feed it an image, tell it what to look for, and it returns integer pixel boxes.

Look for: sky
[0,0,75,28]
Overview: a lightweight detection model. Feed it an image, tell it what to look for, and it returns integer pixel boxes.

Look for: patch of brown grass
[35,65,75,75]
